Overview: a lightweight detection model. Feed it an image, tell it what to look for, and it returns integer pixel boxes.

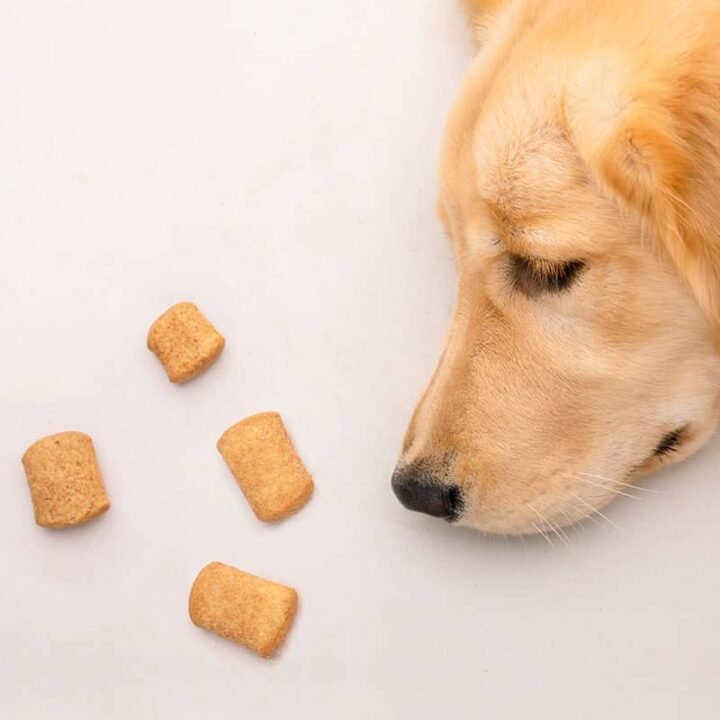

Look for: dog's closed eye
[653,427,687,458]
[509,255,586,297]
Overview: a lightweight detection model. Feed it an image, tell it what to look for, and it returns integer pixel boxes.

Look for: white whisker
[558,506,582,535]
[577,471,615,482]
[621,480,662,495]
[579,471,660,495]
[568,473,640,501]
[550,519,573,548]
[527,503,570,547]
[573,503,604,529]
[531,520,554,546]
[572,493,620,530]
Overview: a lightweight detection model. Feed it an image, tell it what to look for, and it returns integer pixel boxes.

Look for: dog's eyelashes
[509,255,586,296]
[544,260,586,291]
[652,427,687,458]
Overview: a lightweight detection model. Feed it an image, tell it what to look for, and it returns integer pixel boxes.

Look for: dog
[392,0,720,536]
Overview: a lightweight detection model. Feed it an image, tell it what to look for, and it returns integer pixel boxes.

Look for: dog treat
[188,562,298,658]
[21,431,110,529]
[147,301,225,383]
[217,412,314,522]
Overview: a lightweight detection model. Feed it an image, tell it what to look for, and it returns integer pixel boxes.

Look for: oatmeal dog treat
[189,562,298,658]
[147,301,225,383]
[217,412,314,522]
[21,431,110,528]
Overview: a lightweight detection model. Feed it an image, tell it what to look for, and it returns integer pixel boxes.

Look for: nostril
[391,464,461,521]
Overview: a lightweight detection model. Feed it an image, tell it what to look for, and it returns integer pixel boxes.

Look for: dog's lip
[445,486,463,522]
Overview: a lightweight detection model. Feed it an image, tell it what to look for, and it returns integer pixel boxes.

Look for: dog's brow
[485,209,531,256]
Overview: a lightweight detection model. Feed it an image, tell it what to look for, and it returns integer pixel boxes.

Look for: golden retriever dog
[392,0,720,536]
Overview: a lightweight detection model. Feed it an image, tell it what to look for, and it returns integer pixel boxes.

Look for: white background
[1,1,719,718]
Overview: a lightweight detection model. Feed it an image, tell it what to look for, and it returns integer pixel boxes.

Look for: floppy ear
[568,74,720,343]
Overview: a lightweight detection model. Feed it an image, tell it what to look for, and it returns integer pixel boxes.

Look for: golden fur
[397,0,720,534]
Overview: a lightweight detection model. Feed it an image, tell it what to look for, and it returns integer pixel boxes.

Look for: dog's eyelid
[508,254,586,295]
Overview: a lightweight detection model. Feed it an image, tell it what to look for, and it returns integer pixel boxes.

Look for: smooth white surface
[1,2,719,718]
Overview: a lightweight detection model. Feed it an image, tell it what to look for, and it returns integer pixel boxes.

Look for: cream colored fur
[398,0,720,534]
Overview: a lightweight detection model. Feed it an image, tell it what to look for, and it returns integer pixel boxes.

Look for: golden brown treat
[188,562,298,658]
[147,301,225,383]
[21,431,110,529]
[217,412,314,522]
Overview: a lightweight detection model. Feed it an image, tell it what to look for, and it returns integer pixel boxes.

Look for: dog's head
[392,5,720,534]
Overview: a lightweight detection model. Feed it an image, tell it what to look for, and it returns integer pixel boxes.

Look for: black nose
[391,463,462,521]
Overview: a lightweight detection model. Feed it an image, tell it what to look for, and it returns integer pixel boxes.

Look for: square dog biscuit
[217,412,314,522]
[147,301,225,383]
[21,431,110,528]
[188,562,298,658]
